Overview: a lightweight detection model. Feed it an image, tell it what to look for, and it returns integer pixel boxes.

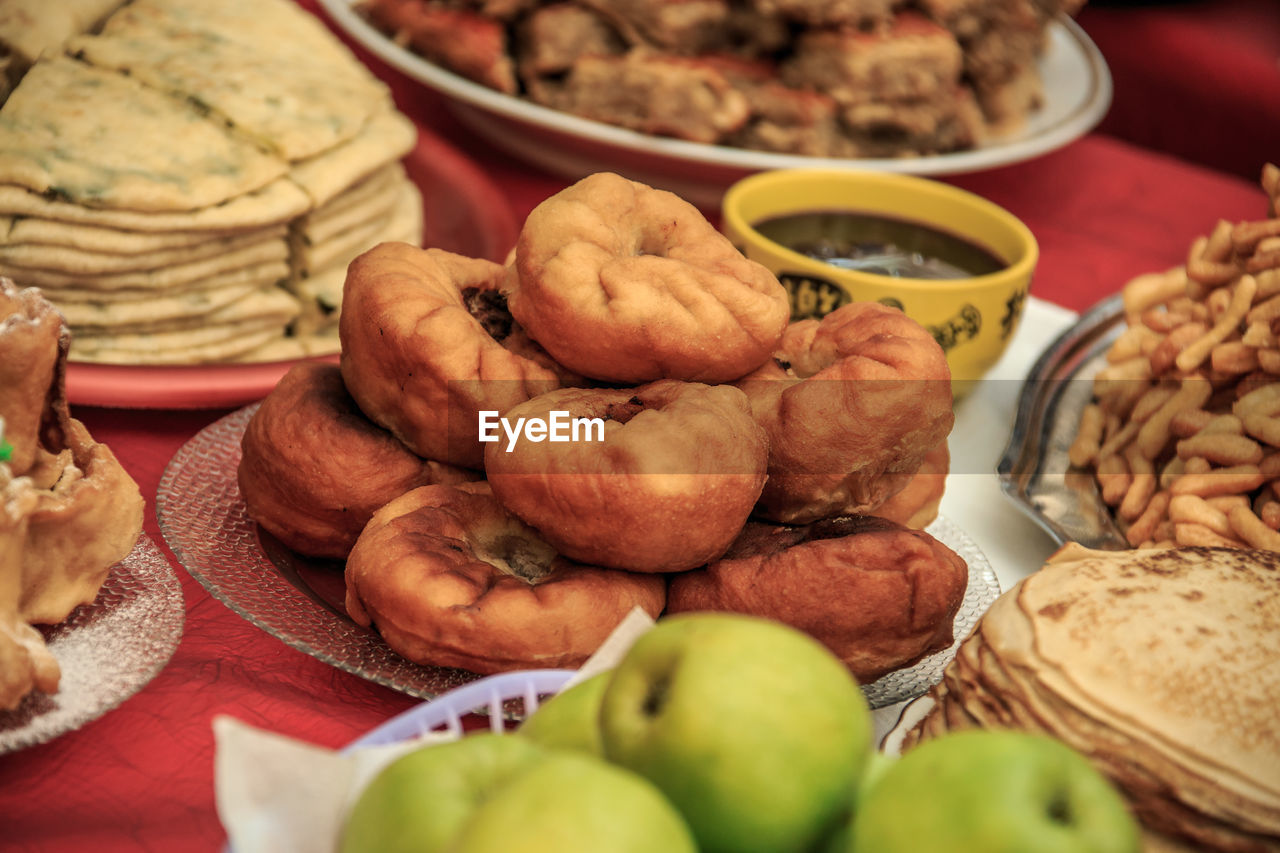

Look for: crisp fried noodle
[1070,164,1280,549]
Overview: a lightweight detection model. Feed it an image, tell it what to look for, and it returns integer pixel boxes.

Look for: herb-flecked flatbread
[0,0,123,66]
[301,163,402,231]
[71,0,390,161]
[302,171,403,247]
[297,179,422,276]
[69,285,301,335]
[2,215,280,255]
[70,326,281,364]
[232,327,340,363]
[0,57,289,212]
[0,178,309,231]
[287,110,416,207]
[0,0,428,366]
[0,227,286,274]
[0,236,287,289]
[55,282,264,328]
[35,260,288,303]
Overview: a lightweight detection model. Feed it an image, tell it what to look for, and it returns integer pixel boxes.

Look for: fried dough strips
[507,172,790,384]
[0,278,144,708]
[737,301,954,523]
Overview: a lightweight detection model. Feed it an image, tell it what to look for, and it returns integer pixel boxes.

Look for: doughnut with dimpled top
[506,172,790,384]
[736,301,954,524]
[485,379,768,572]
[344,482,666,674]
[340,242,580,469]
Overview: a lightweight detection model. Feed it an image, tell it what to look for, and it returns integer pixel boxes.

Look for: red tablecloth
[0,4,1274,851]
[1077,0,1280,182]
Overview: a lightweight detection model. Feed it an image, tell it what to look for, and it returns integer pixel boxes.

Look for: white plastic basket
[343,669,576,751]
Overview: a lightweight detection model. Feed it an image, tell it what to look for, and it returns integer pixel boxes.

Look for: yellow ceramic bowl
[721,169,1038,383]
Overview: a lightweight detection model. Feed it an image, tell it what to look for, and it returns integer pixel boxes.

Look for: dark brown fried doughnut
[874,439,949,529]
[339,242,579,469]
[345,482,666,673]
[507,172,790,384]
[736,301,954,523]
[666,515,968,682]
[238,362,478,559]
[485,379,768,572]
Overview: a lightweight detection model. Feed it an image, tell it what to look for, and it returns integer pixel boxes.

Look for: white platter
[318,0,1112,207]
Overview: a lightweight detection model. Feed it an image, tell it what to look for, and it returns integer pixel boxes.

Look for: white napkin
[213,607,657,853]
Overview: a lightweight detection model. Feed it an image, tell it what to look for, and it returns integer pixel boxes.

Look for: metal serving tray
[996,293,1129,550]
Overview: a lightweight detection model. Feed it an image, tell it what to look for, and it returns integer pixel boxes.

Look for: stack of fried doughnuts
[667,516,969,682]
[506,171,791,384]
[485,379,768,572]
[339,242,580,469]
[237,170,964,682]
[345,482,666,673]
[237,362,478,559]
[736,301,954,524]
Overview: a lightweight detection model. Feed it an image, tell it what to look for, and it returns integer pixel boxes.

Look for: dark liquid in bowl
[754,210,1007,280]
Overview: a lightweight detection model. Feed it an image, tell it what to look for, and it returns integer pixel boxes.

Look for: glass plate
[865,516,1000,708]
[0,534,185,753]
[158,405,999,709]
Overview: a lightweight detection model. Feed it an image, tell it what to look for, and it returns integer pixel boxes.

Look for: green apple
[450,748,696,853]
[518,670,610,756]
[340,732,695,853]
[849,729,1140,853]
[818,750,898,853]
[599,612,873,853]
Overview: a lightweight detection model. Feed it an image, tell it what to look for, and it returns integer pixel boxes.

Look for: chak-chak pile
[360,0,1087,158]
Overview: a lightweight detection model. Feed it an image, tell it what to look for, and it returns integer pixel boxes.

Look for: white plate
[865,296,1080,744]
[880,693,937,755]
[318,0,1112,207]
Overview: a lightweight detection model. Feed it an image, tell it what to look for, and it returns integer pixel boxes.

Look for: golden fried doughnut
[874,440,949,529]
[485,379,768,572]
[238,362,478,559]
[0,279,143,627]
[666,515,969,683]
[507,172,790,383]
[1,466,60,709]
[20,417,144,624]
[345,482,666,674]
[736,301,954,524]
[339,242,579,469]
[0,278,64,478]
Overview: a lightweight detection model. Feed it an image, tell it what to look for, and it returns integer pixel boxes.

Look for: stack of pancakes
[0,0,421,365]
[902,543,1280,852]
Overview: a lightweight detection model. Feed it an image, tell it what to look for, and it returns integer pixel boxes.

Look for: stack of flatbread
[901,543,1280,852]
[0,0,122,99]
[0,0,422,365]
